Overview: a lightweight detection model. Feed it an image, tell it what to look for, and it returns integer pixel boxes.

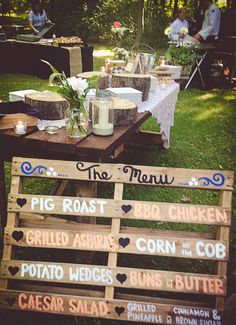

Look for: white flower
[164,26,172,36]
[112,47,129,59]
[67,77,89,98]
[188,177,199,187]
[180,27,188,35]
[111,26,128,37]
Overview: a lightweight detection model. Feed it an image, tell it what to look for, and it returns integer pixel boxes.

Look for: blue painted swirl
[21,162,47,175]
[198,173,225,187]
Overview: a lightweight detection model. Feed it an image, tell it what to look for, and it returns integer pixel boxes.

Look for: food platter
[55,36,84,47]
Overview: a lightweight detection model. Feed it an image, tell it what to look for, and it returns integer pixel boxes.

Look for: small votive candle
[13,121,27,135]
[45,125,59,134]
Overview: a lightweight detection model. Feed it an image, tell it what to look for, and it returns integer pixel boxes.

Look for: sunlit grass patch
[194,107,225,121]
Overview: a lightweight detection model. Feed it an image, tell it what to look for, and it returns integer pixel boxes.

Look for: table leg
[0,160,7,248]
[184,52,207,90]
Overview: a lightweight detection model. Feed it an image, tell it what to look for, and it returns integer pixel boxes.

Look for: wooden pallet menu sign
[0,157,234,324]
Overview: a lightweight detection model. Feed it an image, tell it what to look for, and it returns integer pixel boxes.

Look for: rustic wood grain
[25,91,69,120]
[112,73,151,101]
[4,226,229,260]
[8,194,232,226]
[12,157,234,190]
[0,259,226,296]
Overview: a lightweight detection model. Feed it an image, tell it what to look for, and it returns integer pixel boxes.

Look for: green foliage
[165,45,200,66]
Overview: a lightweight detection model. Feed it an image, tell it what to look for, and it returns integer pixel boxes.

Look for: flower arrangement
[179,27,188,35]
[111,21,128,37]
[111,21,128,47]
[164,26,172,37]
[42,60,100,138]
[112,47,129,60]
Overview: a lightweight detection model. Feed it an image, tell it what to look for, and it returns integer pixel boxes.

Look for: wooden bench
[0,157,234,324]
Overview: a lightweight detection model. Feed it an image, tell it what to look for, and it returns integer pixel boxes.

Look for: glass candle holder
[13,120,27,135]
[91,90,114,136]
[45,125,59,134]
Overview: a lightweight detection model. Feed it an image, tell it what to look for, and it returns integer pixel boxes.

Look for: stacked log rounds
[112,73,151,101]
[77,71,109,89]
[25,91,69,120]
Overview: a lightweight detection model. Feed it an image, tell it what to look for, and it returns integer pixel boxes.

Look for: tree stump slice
[25,91,69,120]
[112,73,151,101]
[112,97,137,126]
[77,71,109,89]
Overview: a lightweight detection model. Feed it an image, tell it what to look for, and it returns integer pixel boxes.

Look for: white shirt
[170,18,189,41]
[199,4,221,40]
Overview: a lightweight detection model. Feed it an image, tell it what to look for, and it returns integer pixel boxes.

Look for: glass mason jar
[65,102,88,138]
[91,90,114,136]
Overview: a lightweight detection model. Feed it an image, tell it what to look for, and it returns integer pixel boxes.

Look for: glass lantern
[91,90,114,136]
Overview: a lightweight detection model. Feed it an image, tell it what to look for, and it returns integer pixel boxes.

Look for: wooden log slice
[25,91,69,120]
[0,113,38,130]
[112,73,151,101]
[112,97,137,126]
[77,71,109,89]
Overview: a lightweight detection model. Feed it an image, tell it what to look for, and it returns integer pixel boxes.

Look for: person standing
[170,8,189,41]
[29,0,51,34]
[194,0,221,42]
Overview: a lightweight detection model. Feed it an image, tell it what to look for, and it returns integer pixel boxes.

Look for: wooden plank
[0,175,22,290]
[75,180,97,263]
[17,219,215,241]
[0,160,7,229]
[126,130,164,147]
[8,193,232,226]
[112,144,124,159]
[12,157,234,190]
[0,259,226,296]
[13,283,213,307]
[0,113,38,130]
[0,289,223,324]
[75,112,151,157]
[49,180,69,196]
[23,128,84,155]
[105,183,123,299]
[215,190,232,309]
[4,227,229,261]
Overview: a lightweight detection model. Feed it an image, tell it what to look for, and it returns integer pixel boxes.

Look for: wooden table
[0,112,162,230]
[0,40,93,78]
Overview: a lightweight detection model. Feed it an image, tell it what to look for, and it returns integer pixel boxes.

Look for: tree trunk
[173,0,179,18]
[134,0,145,45]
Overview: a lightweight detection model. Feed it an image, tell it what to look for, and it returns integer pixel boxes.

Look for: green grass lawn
[0,56,236,324]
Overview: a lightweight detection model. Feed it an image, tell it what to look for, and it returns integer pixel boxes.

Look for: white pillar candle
[98,106,109,126]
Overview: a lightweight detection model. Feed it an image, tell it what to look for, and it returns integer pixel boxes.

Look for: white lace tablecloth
[138,82,180,148]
